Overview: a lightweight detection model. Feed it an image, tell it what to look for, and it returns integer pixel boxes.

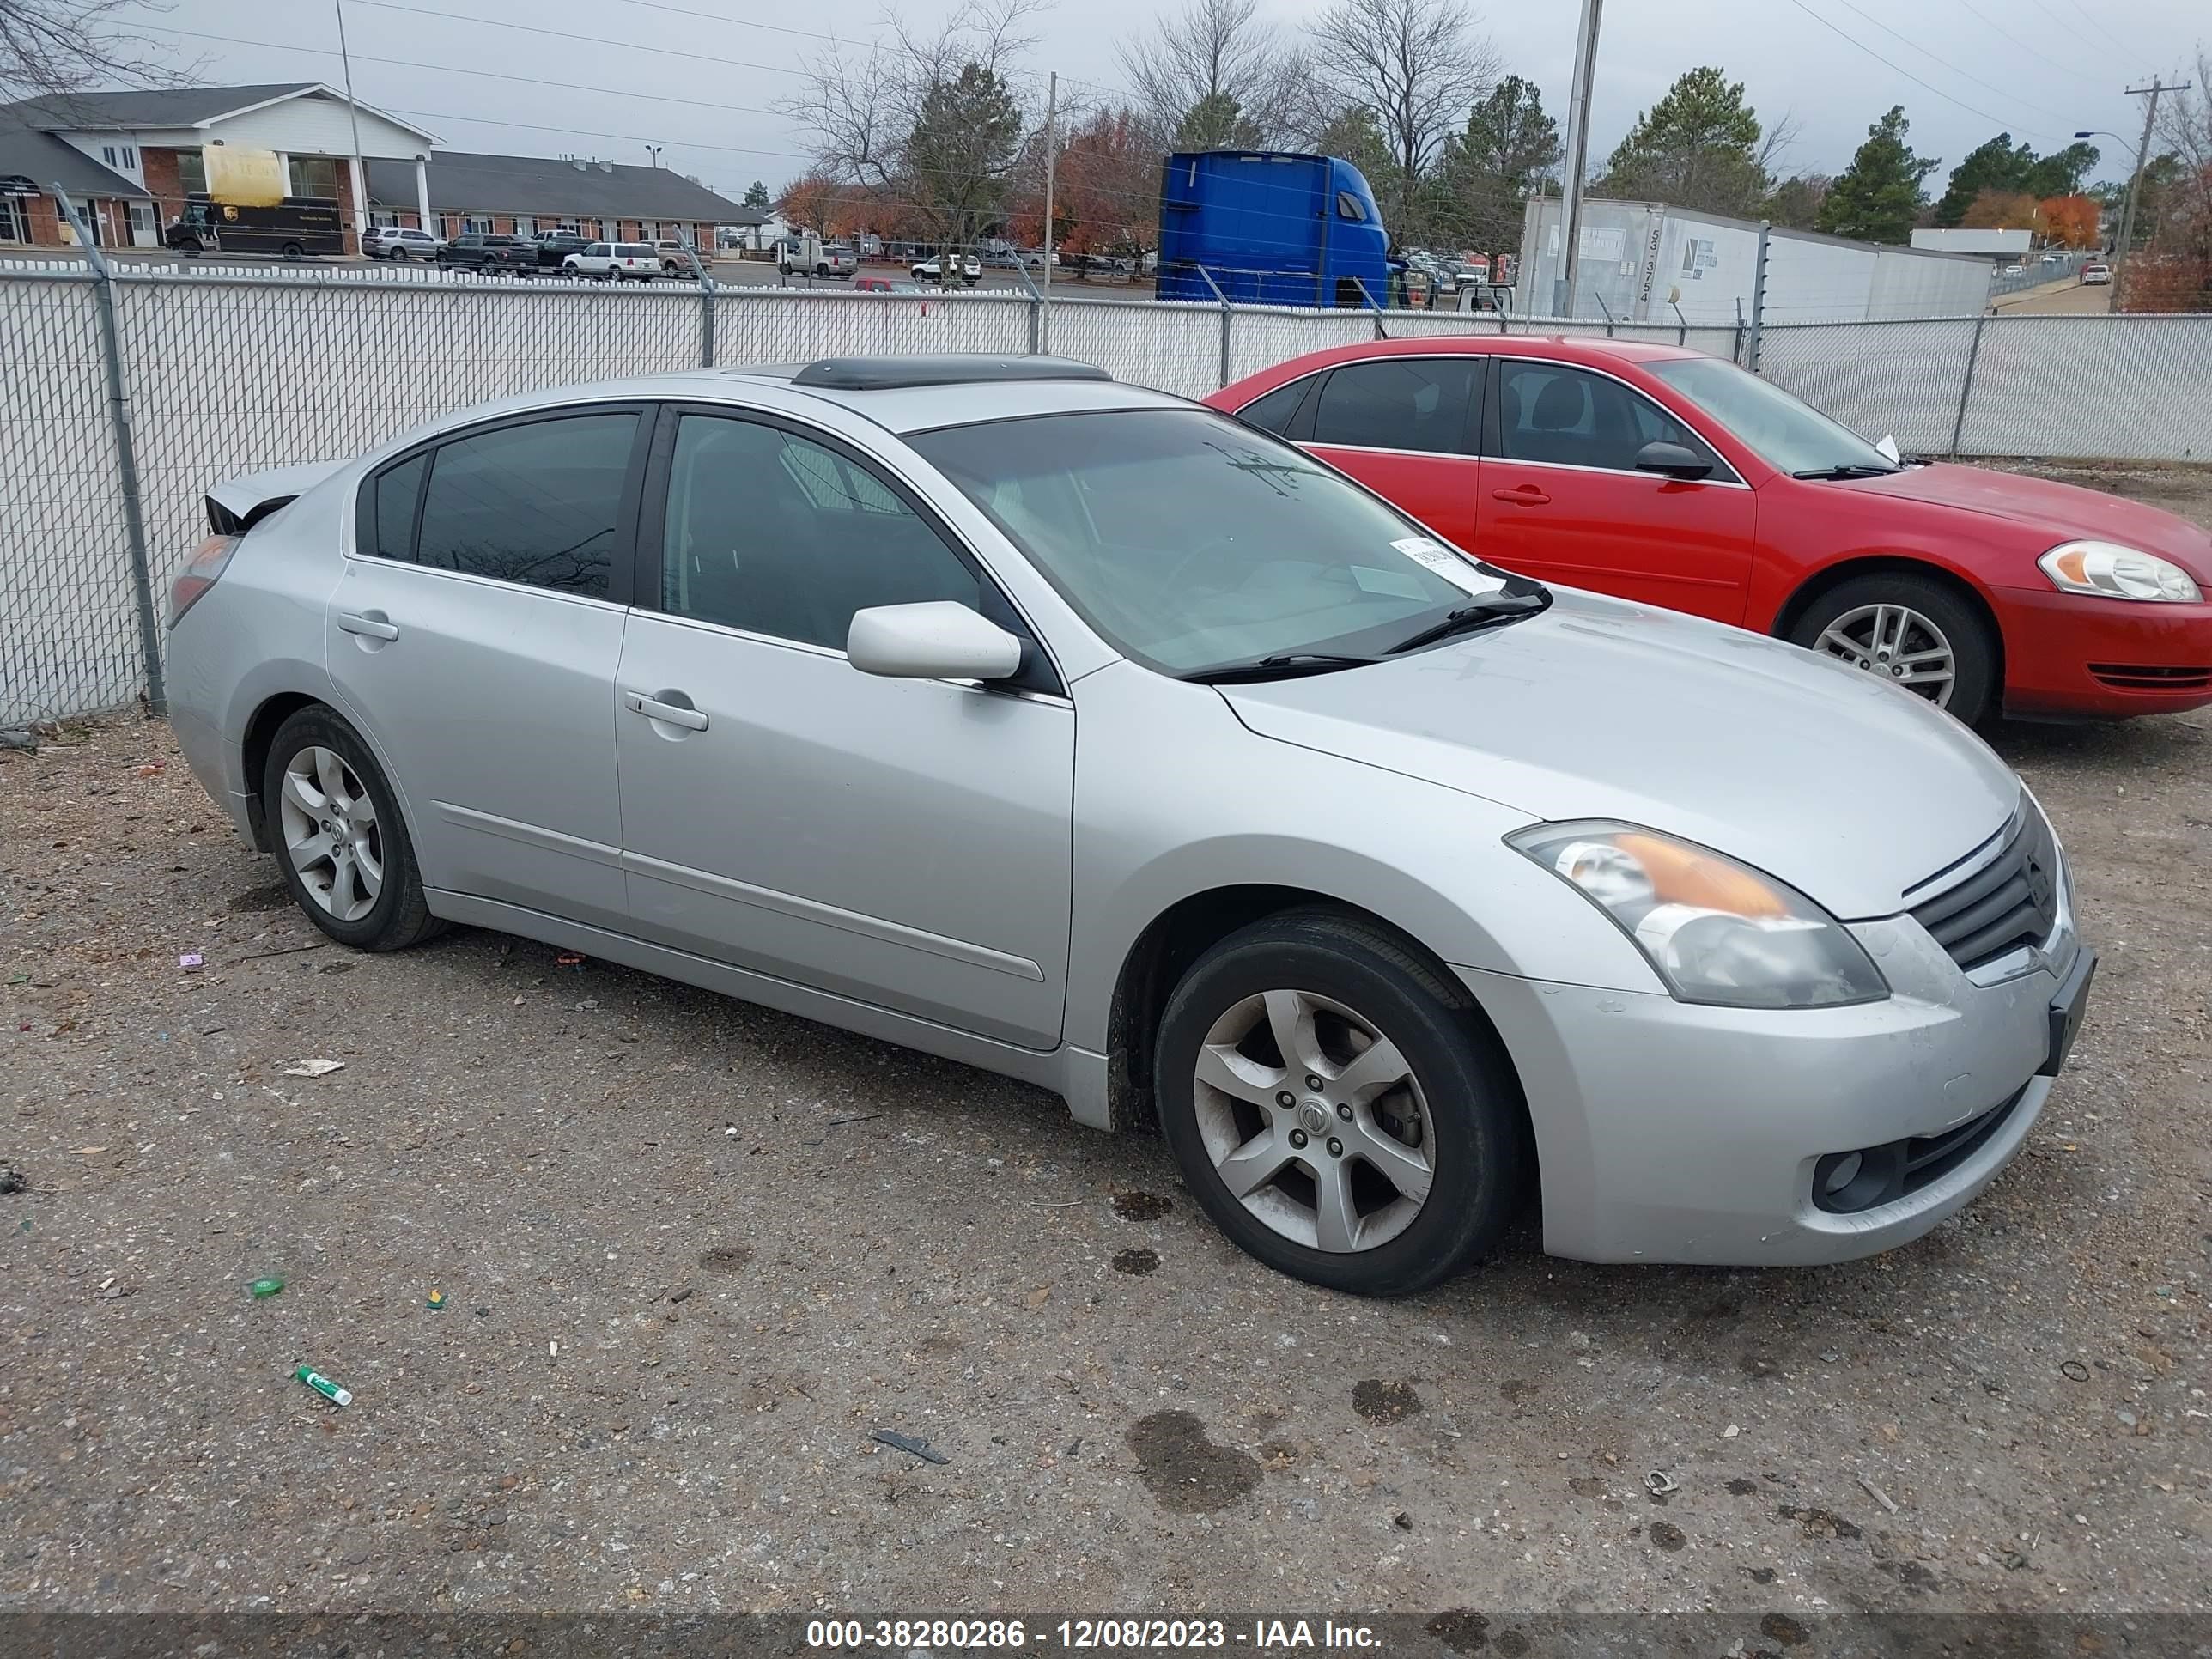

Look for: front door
[1477,358,1757,625]
[325,406,650,931]
[614,407,1074,1049]
[1298,356,1486,551]
[129,202,158,247]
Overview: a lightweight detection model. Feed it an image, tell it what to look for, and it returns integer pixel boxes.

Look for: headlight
[2039,541,2202,603]
[1508,823,1888,1009]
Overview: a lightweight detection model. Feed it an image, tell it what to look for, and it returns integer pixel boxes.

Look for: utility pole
[332,0,371,250]
[1553,0,1602,317]
[1040,70,1058,354]
[2112,77,2189,311]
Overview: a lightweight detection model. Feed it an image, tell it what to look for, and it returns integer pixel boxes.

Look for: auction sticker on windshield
[1392,537,1504,596]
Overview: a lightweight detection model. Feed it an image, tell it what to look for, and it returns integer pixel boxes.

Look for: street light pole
[1553,0,1603,317]
[647,145,663,169]
[2106,78,2191,310]
[332,0,371,249]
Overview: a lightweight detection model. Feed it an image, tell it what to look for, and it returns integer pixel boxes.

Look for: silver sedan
[165,356,2094,1294]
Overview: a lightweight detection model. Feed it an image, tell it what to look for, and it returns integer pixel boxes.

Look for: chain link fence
[4,257,2209,722]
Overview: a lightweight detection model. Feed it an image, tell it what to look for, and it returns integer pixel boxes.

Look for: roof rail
[790,355,1113,392]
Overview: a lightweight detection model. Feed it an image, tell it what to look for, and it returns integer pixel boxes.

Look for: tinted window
[1235,376,1316,436]
[1334,191,1368,222]
[371,453,427,561]
[911,409,1510,678]
[617,244,653,257]
[1650,356,1890,477]
[416,413,638,597]
[1311,358,1478,454]
[659,415,980,651]
[1495,362,1718,473]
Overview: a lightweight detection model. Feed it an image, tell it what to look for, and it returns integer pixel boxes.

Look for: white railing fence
[3,261,2208,723]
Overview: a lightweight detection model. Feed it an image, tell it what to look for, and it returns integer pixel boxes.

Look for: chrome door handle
[337,611,400,641]
[623,690,708,732]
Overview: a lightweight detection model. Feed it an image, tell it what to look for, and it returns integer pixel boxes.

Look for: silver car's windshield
[908,409,1511,677]
[1650,357,1899,477]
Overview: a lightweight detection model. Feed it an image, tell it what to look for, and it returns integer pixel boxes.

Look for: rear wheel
[281,240,305,261]
[1155,910,1525,1297]
[261,707,444,953]
[1787,572,1997,725]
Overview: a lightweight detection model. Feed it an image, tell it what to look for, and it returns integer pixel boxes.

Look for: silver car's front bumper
[1459,910,2082,1267]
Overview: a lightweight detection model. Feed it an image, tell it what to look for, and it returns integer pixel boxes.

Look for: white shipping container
[1519,198,1992,325]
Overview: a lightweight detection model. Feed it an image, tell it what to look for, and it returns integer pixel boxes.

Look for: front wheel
[1155,910,1526,1297]
[1786,573,1997,725]
[260,707,445,952]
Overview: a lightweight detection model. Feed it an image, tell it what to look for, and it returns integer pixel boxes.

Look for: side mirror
[847,601,1023,682]
[1633,440,1715,482]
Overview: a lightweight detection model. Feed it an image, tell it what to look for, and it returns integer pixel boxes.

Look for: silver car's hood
[1220,589,2021,920]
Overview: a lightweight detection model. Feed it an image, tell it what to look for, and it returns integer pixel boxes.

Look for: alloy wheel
[1811,602,1956,707]
[278,746,384,921]
[1191,988,1435,1254]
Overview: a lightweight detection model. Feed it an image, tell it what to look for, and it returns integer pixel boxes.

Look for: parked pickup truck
[437,234,534,274]
[534,231,593,268]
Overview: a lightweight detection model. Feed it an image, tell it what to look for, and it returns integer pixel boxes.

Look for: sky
[121,0,2205,204]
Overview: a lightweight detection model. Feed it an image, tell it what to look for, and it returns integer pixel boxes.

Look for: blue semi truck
[1155,149,1401,308]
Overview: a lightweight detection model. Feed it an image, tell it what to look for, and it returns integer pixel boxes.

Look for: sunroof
[789,355,1115,392]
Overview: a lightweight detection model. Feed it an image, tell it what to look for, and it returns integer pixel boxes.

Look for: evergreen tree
[1594,67,1768,217]
[1425,75,1560,252]
[1933,133,2035,227]
[1817,106,1938,243]
[1175,89,1262,151]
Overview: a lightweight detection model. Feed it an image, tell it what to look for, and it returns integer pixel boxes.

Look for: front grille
[2088,663,2212,690]
[1909,807,2060,972]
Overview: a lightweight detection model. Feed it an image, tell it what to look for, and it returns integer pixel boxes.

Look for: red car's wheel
[1790,574,1997,726]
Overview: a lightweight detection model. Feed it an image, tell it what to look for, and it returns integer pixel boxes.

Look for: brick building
[363,151,745,251]
[0,83,436,255]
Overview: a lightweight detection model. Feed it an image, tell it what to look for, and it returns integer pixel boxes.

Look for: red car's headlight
[2039,541,2202,604]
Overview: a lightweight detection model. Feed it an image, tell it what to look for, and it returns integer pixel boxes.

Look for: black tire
[1785,571,1999,725]
[282,241,305,261]
[260,706,445,953]
[391,247,408,262]
[1154,909,1526,1297]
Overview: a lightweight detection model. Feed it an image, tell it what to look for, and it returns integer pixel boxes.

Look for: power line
[1776,0,2066,140]
[148,23,787,119]
[1948,0,2111,91]
[2055,0,2151,69]
[2016,0,2140,74]
[1814,0,2063,112]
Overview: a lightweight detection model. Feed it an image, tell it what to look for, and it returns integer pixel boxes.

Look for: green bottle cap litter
[249,1277,284,1299]
[295,1365,352,1407]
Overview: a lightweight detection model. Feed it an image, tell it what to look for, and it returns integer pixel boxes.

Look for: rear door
[327,405,650,930]
[1476,357,1757,624]
[612,405,1075,1048]
[1295,356,1486,553]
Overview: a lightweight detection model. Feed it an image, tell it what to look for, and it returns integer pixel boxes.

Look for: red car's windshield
[1651,357,1901,479]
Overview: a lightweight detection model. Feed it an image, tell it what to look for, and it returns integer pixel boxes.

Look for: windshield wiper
[1181,652,1380,685]
[1384,590,1551,655]
[1790,462,1901,480]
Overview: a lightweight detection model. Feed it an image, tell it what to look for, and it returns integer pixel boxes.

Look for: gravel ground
[3,469,2209,1625]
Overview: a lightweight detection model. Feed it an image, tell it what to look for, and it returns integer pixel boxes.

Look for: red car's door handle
[1492,484,1552,505]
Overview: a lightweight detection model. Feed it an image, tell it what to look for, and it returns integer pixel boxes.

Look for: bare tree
[784,0,1047,251]
[2,0,179,103]
[1118,0,1304,150]
[1303,0,1500,228]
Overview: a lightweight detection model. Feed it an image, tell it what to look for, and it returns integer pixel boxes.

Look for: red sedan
[1206,337,2212,723]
